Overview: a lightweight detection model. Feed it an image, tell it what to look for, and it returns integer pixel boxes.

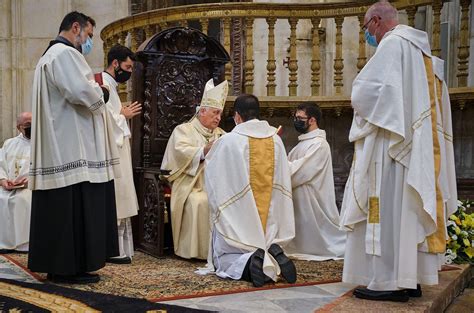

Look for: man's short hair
[87,16,96,28]
[234,94,260,122]
[297,102,322,125]
[59,11,89,33]
[107,45,136,66]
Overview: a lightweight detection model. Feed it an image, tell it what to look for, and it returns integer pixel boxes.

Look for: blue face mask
[365,29,378,48]
[81,36,93,55]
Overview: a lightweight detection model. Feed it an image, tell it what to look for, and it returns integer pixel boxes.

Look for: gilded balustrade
[101,0,473,112]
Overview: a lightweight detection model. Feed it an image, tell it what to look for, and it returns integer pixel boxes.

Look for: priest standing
[340,0,457,302]
[285,102,345,261]
[0,112,32,253]
[161,79,228,260]
[101,44,142,264]
[202,94,296,287]
[28,11,120,284]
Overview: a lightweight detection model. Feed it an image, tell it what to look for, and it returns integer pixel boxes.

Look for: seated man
[285,102,345,260]
[161,79,228,260]
[0,112,32,252]
[203,94,296,287]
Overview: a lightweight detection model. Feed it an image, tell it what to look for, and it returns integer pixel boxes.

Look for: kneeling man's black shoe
[406,284,422,297]
[268,243,297,283]
[353,287,409,302]
[249,248,266,287]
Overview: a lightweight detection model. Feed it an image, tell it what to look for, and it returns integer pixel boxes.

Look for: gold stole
[249,137,275,232]
[423,54,446,253]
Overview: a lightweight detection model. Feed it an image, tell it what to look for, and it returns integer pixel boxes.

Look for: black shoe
[353,287,409,302]
[106,256,132,264]
[47,273,100,284]
[249,249,266,287]
[268,244,297,283]
[0,249,15,254]
[406,284,422,297]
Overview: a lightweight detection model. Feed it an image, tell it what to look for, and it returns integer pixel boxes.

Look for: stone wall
[0,0,128,144]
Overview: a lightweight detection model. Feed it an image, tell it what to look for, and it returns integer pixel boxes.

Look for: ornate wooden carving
[244,17,254,94]
[457,0,471,87]
[199,18,209,35]
[266,17,277,96]
[357,14,367,72]
[431,0,443,57]
[143,177,161,245]
[406,6,417,27]
[333,16,344,95]
[223,17,233,86]
[288,18,299,96]
[231,18,244,96]
[311,17,321,96]
[132,27,230,257]
[143,80,152,168]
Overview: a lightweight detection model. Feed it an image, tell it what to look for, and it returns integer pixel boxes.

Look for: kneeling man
[203,94,296,287]
[0,112,32,252]
[286,102,345,260]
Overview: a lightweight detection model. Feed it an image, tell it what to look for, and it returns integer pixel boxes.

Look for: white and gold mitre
[200,79,229,110]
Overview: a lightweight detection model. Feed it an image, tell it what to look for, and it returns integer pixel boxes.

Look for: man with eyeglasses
[284,102,345,261]
[340,0,457,302]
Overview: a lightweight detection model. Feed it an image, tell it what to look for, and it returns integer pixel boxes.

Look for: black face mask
[24,127,31,139]
[294,120,309,134]
[114,65,132,83]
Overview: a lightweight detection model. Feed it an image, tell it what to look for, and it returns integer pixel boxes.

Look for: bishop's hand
[203,140,215,157]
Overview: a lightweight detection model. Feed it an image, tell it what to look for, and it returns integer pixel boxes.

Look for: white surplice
[201,120,295,281]
[340,25,457,291]
[0,134,31,250]
[101,72,139,258]
[286,128,345,261]
[29,43,120,190]
[161,118,225,259]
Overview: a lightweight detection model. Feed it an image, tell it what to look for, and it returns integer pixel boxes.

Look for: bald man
[0,112,32,252]
[340,0,456,302]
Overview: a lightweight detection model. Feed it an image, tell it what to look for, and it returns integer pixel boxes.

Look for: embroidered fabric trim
[30,158,119,176]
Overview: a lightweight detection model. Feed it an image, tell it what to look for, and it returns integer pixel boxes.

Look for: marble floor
[159,282,357,312]
[2,255,469,313]
[0,254,356,312]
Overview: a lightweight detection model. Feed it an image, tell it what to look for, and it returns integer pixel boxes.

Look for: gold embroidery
[273,184,292,199]
[217,184,251,213]
[368,197,380,223]
[423,55,446,254]
[249,137,275,232]
[0,281,99,312]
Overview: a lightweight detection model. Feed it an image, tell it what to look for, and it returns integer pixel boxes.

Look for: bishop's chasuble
[0,134,31,251]
[340,25,457,291]
[161,118,225,259]
[202,119,295,281]
[286,128,345,260]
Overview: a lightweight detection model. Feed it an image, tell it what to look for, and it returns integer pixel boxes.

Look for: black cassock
[28,181,119,275]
